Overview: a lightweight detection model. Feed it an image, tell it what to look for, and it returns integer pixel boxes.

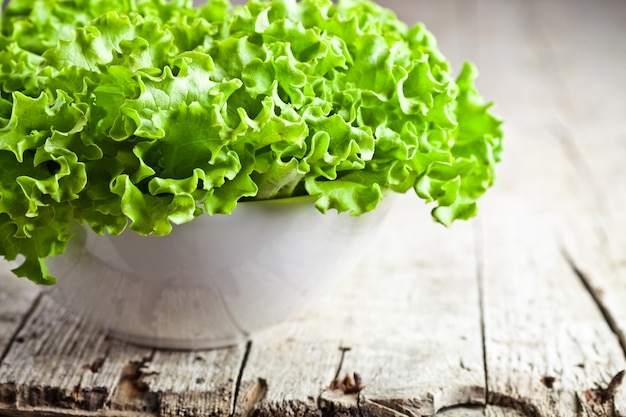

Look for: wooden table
[2,0,626,415]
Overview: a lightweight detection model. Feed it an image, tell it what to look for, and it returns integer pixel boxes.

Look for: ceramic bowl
[45,196,394,349]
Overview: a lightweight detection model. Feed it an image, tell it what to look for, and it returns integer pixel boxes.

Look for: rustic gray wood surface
[2,0,626,416]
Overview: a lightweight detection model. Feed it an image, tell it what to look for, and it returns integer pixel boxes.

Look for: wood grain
[0,261,39,361]
[145,347,245,417]
[531,0,626,357]
[0,295,147,414]
[479,135,626,416]
[0,295,245,416]
[471,0,626,415]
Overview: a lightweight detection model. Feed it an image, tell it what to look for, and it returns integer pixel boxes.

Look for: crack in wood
[361,398,415,416]
[585,370,625,407]
[329,373,365,396]
[81,339,113,389]
[561,249,626,357]
[474,220,490,410]
[234,378,268,417]
[486,392,543,417]
[356,392,364,417]
[320,346,371,416]
[331,346,352,388]
[308,347,360,417]
[110,352,158,413]
[82,357,106,374]
[436,404,486,416]
[334,387,487,416]
[231,340,254,417]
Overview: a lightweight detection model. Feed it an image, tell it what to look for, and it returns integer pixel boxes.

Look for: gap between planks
[229,340,253,417]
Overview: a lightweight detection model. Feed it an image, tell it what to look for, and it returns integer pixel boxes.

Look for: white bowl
[45,196,394,349]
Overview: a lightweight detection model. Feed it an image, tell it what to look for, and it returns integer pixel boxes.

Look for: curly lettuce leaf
[0,0,503,284]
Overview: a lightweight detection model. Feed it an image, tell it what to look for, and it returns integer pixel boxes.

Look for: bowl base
[107,329,249,350]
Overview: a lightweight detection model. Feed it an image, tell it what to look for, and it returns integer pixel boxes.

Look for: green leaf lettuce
[0,0,503,284]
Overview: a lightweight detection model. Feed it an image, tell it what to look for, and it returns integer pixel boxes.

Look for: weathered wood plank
[529,0,626,358]
[0,295,147,415]
[404,1,600,416]
[479,132,626,416]
[0,294,245,417]
[2,0,626,416]
[144,347,246,417]
[235,194,485,417]
[471,0,626,414]
[0,261,39,360]
[532,0,626,414]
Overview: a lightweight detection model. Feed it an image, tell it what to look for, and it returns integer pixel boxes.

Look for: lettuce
[0,0,503,284]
